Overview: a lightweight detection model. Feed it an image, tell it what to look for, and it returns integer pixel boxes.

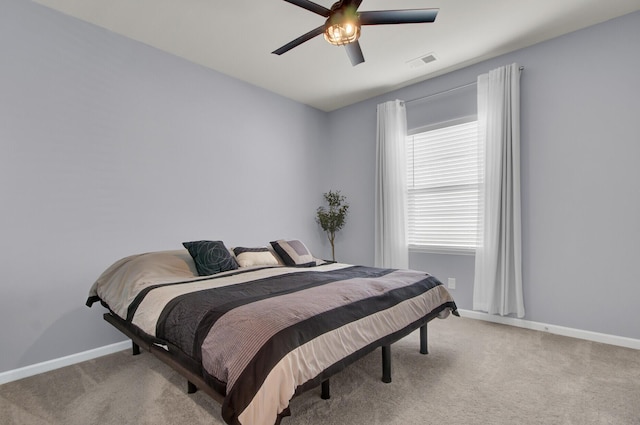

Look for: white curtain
[473,63,525,318]
[374,100,409,269]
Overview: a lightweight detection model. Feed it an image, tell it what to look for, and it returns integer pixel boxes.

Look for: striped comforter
[88,251,457,425]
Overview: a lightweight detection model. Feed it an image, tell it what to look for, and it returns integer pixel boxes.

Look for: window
[406,118,481,253]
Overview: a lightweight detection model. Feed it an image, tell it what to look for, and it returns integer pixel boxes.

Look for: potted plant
[316,190,349,262]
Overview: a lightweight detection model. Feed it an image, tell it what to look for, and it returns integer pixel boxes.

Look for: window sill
[408,245,476,256]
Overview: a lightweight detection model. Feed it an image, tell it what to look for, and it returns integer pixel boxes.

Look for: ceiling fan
[272,0,439,66]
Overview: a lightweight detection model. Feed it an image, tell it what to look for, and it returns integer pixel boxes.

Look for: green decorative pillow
[182,240,238,276]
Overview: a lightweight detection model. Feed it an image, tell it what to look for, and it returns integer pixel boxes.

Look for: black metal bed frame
[104,311,433,419]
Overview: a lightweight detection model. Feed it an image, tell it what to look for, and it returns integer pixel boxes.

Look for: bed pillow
[182,240,238,276]
[270,239,316,267]
[233,247,280,268]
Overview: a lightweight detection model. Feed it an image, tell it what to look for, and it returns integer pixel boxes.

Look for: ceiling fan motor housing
[324,4,361,46]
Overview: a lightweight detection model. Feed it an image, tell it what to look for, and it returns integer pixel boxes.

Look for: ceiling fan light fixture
[323,9,361,46]
[324,23,360,45]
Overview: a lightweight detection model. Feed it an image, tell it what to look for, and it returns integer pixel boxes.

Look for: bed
[87,240,458,425]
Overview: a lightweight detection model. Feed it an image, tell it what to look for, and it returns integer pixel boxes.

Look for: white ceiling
[34,0,640,111]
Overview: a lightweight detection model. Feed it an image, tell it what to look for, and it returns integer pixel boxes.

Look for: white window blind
[406,120,480,253]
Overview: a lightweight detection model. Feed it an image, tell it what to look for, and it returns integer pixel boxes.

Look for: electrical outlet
[447,278,456,289]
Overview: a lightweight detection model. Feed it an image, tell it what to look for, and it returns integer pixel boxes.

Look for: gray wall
[1,0,638,376]
[0,0,329,373]
[326,11,640,340]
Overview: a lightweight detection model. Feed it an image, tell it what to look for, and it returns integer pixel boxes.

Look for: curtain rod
[404,65,524,105]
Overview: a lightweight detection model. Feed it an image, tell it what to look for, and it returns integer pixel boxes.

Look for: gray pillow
[270,239,316,267]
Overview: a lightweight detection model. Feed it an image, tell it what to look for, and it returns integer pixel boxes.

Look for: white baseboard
[0,340,130,386]
[457,309,640,350]
[2,313,639,387]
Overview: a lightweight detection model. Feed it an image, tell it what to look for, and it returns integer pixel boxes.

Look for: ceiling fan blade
[283,0,331,17]
[359,9,439,25]
[272,25,325,55]
[345,41,365,66]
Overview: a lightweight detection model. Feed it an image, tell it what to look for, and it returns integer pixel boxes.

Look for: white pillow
[232,247,280,268]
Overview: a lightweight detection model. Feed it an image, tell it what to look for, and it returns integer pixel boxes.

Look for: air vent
[407,53,437,69]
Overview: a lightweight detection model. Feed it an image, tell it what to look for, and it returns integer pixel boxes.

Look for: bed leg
[321,379,330,400]
[381,345,392,383]
[420,324,429,355]
[187,381,197,394]
[132,341,140,356]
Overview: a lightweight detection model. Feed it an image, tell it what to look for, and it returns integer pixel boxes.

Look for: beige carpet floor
[1,317,639,425]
